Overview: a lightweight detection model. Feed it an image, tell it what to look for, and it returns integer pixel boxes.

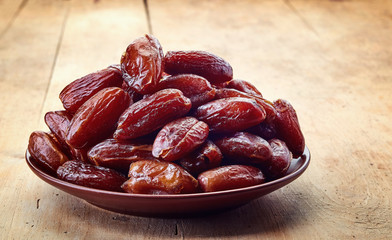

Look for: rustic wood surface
[1,0,391,239]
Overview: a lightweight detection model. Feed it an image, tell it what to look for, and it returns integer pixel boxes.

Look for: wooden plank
[0,0,25,36]
[0,0,69,238]
[148,0,392,239]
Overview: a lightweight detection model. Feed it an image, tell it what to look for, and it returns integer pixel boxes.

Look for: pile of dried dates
[28,34,305,194]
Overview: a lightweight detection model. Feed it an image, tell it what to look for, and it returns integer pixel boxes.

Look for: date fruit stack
[28,34,305,194]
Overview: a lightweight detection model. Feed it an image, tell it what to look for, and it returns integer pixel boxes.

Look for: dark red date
[60,67,123,114]
[114,89,192,139]
[194,97,266,133]
[67,87,131,148]
[214,132,272,164]
[121,160,198,194]
[88,138,157,173]
[179,140,222,176]
[156,74,216,108]
[152,117,209,162]
[121,34,164,94]
[198,165,265,192]
[273,99,305,157]
[226,79,263,97]
[57,160,127,192]
[28,131,69,175]
[164,50,233,84]
[263,139,292,179]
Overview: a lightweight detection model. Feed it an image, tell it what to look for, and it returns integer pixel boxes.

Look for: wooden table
[1,0,391,239]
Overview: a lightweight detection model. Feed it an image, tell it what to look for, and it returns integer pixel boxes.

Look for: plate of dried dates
[26,34,310,217]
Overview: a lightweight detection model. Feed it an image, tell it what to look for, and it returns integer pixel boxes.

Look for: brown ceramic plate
[25,146,310,217]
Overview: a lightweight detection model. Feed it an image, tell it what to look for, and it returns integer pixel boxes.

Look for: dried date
[121,160,198,194]
[198,165,265,192]
[226,79,263,97]
[214,132,272,164]
[114,89,192,139]
[121,34,164,94]
[263,139,292,179]
[156,74,216,108]
[28,131,69,175]
[273,99,305,157]
[60,67,123,114]
[88,138,157,173]
[67,87,131,148]
[194,97,266,133]
[57,161,127,192]
[179,140,222,176]
[152,117,209,162]
[164,50,233,84]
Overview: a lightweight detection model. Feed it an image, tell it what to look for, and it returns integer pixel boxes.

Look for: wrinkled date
[164,50,233,84]
[121,160,198,194]
[198,165,265,192]
[121,34,164,94]
[29,34,306,195]
[152,117,209,162]
[57,161,127,192]
[67,87,131,148]
[28,131,69,175]
[273,99,305,157]
[214,132,272,165]
[156,74,216,108]
[60,67,123,114]
[88,138,157,173]
[179,140,222,176]
[194,97,266,133]
[114,89,191,139]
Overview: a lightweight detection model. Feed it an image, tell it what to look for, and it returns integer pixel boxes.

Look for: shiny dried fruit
[57,160,127,192]
[226,79,263,97]
[122,160,198,194]
[273,99,305,157]
[194,97,266,133]
[67,87,131,148]
[59,67,123,114]
[198,165,265,192]
[214,132,272,164]
[179,140,222,176]
[44,111,72,149]
[156,74,216,108]
[152,117,209,162]
[246,120,277,140]
[263,139,292,179]
[28,131,69,175]
[215,88,277,120]
[164,50,233,84]
[121,34,164,94]
[88,138,157,173]
[114,89,192,140]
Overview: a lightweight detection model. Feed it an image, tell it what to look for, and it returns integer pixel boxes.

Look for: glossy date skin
[114,89,192,140]
[121,34,164,94]
[263,139,292,179]
[28,131,69,175]
[198,165,265,192]
[57,160,127,192]
[67,87,131,149]
[88,138,157,173]
[215,88,277,121]
[121,160,198,194]
[179,140,222,177]
[156,74,216,108]
[273,99,305,157]
[226,79,263,97]
[152,117,209,162]
[44,111,72,149]
[164,50,233,84]
[60,67,123,114]
[193,97,266,133]
[214,132,272,165]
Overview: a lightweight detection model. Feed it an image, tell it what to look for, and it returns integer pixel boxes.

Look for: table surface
[1,0,391,239]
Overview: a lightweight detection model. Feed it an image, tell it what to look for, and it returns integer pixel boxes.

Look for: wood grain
[0,0,391,239]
